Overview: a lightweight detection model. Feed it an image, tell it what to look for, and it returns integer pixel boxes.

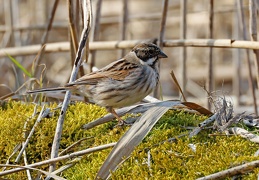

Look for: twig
[2,144,21,171]
[51,162,76,176]
[23,105,38,180]
[34,0,60,76]
[208,0,214,110]
[154,0,168,99]
[180,0,187,96]
[4,0,14,47]
[170,70,187,102]
[49,0,92,172]
[232,1,241,105]
[67,0,79,73]
[68,0,84,76]
[217,112,245,132]
[0,164,65,180]
[139,133,188,153]
[4,39,259,57]
[0,142,116,176]
[228,127,259,143]
[249,0,259,115]
[0,78,38,100]
[68,0,79,56]
[23,144,32,180]
[15,106,50,163]
[189,113,217,137]
[90,0,103,72]
[119,0,128,57]
[2,105,39,171]
[197,160,259,180]
[237,0,258,115]
[59,136,94,156]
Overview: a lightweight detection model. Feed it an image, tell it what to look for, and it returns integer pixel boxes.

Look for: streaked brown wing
[66,59,138,86]
[67,72,105,86]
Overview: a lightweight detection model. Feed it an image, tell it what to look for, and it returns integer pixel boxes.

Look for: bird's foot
[114,120,132,128]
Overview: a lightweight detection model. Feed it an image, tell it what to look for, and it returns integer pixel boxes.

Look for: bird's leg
[106,107,125,126]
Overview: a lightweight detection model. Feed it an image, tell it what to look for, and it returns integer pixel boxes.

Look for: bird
[27,43,168,125]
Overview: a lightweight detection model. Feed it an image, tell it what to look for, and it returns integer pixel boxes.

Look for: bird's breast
[81,66,159,108]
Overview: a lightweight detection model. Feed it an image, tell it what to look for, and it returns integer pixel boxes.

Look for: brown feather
[66,58,139,87]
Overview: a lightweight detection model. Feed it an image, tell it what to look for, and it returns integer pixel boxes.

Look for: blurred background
[0,0,258,113]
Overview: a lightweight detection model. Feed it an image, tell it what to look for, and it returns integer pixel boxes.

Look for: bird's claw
[114,120,132,128]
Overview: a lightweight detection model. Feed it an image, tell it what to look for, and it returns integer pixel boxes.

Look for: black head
[132,43,167,64]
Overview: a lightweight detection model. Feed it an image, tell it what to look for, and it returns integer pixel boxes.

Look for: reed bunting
[27,43,168,125]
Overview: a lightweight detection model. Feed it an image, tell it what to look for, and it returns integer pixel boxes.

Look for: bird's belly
[95,87,153,108]
[92,69,158,108]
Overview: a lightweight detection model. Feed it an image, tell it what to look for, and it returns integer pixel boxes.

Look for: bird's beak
[158,51,168,58]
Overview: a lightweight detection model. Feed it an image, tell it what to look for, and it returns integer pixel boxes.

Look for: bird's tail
[27,87,67,94]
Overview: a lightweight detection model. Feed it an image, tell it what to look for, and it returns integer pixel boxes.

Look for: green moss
[0,101,259,179]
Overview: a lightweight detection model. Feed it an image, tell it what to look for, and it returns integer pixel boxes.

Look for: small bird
[27,43,168,125]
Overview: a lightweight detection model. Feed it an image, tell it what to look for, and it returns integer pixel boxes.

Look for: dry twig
[3,39,259,57]
[49,0,92,172]
[34,0,60,77]
[0,143,116,177]
[197,160,259,180]
[15,106,50,163]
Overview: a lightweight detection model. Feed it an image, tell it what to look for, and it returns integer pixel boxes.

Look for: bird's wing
[66,59,139,87]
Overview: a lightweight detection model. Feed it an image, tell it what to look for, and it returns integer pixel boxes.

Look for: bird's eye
[148,49,154,54]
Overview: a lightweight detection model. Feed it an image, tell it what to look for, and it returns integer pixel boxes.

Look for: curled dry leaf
[182,102,213,116]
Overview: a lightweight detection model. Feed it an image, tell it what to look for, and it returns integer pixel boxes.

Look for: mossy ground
[0,101,258,179]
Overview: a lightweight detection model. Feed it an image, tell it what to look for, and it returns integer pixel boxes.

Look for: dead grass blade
[170,70,186,102]
[96,101,181,180]
[0,164,65,180]
[0,78,37,100]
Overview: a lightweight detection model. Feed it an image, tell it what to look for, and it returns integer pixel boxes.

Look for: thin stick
[208,0,214,110]
[0,143,116,176]
[5,0,14,46]
[90,0,103,72]
[12,0,21,47]
[59,137,94,156]
[68,0,78,68]
[154,0,168,99]
[49,0,92,172]
[249,0,259,115]
[5,39,259,57]
[197,160,259,180]
[237,0,258,115]
[232,1,241,105]
[0,1,12,48]
[119,0,128,57]
[23,144,32,180]
[170,70,187,102]
[34,0,60,76]
[180,0,187,97]
[189,113,217,137]
[159,0,168,49]
[69,0,85,77]
[68,0,79,55]
[15,106,50,163]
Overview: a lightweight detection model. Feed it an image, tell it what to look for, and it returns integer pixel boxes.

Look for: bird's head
[131,43,168,66]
